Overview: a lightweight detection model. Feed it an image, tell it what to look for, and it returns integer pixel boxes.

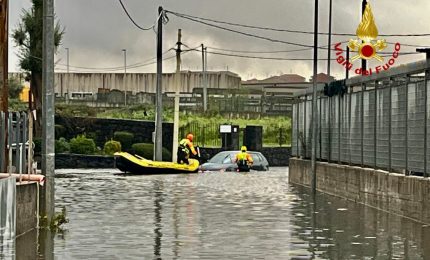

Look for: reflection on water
[6,168,430,259]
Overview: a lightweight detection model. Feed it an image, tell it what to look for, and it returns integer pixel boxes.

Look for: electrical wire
[118,0,162,31]
[167,11,315,48]
[166,10,430,37]
[184,48,420,61]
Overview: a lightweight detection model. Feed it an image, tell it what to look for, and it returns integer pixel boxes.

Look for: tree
[8,76,23,99]
[12,0,64,136]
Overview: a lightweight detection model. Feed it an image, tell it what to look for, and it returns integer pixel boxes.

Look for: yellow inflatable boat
[114,152,200,174]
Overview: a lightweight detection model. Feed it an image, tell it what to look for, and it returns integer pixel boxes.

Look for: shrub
[113,131,134,150]
[131,143,172,161]
[55,138,70,153]
[55,124,66,138]
[69,135,96,155]
[104,140,121,155]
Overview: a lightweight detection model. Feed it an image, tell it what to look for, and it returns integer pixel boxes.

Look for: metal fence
[0,111,33,175]
[180,122,290,148]
[292,60,430,176]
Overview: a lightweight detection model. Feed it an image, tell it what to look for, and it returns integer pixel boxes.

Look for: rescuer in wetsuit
[177,133,198,164]
[235,146,254,172]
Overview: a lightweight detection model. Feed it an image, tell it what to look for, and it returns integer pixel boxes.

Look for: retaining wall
[16,182,38,236]
[289,158,430,224]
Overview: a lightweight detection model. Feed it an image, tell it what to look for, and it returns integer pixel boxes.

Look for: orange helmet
[186,133,194,142]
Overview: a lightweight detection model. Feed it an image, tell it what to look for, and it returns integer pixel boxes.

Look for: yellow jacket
[179,138,197,156]
[235,152,253,164]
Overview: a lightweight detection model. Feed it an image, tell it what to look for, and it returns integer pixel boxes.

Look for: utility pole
[41,0,56,224]
[122,49,127,106]
[361,0,367,72]
[0,0,8,172]
[204,47,208,111]
[154,6,163,161]
[65,47,69,97]
[327,0,332,78]
[0,0,7,112]
[201,44,207,111]
[311,0,319,195]
[172,29,182,163]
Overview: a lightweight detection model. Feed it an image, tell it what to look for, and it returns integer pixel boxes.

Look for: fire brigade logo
[348,3,386,62]
[334,1,401,76]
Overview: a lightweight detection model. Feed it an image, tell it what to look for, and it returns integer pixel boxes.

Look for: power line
[166,10,430,37]
[167,11,315,48]
[184,48,420,61]
[118,0,162,31]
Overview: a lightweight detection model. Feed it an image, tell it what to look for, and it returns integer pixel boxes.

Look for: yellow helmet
[241,146,247,152]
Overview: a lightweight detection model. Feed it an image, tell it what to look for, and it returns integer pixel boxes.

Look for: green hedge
[113,131,134,150]
[55,138,70,153]
[131,143,172,161]
[70,135,96,155]
[104,140,121,155]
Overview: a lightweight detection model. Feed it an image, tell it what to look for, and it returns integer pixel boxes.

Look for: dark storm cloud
[9,0,430,80]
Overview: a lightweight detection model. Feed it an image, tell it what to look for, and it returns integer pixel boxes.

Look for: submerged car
[200,150,269,172]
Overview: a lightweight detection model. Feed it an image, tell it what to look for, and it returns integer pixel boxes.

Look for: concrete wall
[289,158,430,224]
[54,71,241,96]
[56,154,115,169]
[16,182,38,236]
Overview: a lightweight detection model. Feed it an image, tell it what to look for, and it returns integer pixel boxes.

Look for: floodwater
[4,168,430,259]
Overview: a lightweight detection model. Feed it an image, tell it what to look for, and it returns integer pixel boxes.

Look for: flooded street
[8,168,430,259]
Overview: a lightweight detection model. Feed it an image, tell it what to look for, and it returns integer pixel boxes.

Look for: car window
[209,152,230,163]
[250,153,260,163]
[222,155,234,164]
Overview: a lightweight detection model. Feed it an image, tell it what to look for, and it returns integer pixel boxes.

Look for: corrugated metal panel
[350,92,362,164]
[363,90,376,166]
[391,85,407,170]
[340,95,349,163]
[305,100,312,159]
[330,97,340,161]
[316,98,321,159]
[291,103,298,156]
[408,82,425,172]
[376,87,390,169]
[293,74,429,174]
[427,80,430,174]
[320,97,330,160]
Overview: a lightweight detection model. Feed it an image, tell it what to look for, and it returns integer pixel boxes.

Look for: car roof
[217,150,264,155]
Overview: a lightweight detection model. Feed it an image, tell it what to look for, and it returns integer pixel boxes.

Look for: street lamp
[122,49,127,106]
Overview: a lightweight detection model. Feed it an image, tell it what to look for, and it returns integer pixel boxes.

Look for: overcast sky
[9,0,430,80]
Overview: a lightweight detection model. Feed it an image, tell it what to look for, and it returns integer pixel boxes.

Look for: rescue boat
[114,152,200,174]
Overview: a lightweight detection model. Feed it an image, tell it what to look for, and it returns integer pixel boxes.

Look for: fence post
[405,76,409,175]
[338,94,341,164]
[349,85,352,165]
[21,112,27,175]
[304,95,307,158]
[424,70,428,177]
[296,98,300,156]
[319,96,322,160]
[328,97,331,163]
[361,84,365,167]
[374,81,378,169]
[388,79,392,173]
[0,112,4,171]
